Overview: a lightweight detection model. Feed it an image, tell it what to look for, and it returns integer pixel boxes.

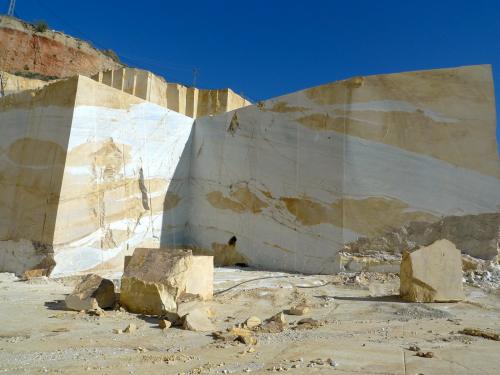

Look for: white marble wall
[51,77,194,276]
[185,65,500,273]
[1,66,499,276]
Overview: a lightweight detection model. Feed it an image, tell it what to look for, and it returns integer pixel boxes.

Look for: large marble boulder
[400,239,465,302]
[119,248,213,315]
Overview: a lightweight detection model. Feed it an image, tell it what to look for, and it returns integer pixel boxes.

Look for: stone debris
[158,319,171,329]
[400,239,465,302]
[182,307,215,332]
[123,323,137,333]
[293,318,324,330]
[119,248,213,315]
[337,251,401,273]
[244,316,261,329]
[463,261,500,289]
[87,307,106,317]
[415,351,434,358]
[344,213,500,260]
[22,269,47,280]
[211,330,238,343]
[285,305,309,316]
[237,333,257,346]
[160,311,183,327]
[459,328,500,341]
[65,274,116,311]
[51,327,69,333]
[462,254,486,272]
[212,326,257,345]
[20,256,56,280]
[269,358,337,372]
[259,312,288,333]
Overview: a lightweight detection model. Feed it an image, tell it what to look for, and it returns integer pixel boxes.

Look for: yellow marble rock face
[91,67,251,118]
[400,239,465,302]
[1,65,499,277]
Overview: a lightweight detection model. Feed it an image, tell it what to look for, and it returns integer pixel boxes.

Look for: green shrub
[33,20,49,33]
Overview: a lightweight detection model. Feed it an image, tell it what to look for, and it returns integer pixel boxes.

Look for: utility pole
[192,68,199,87]
[7,0,16,16]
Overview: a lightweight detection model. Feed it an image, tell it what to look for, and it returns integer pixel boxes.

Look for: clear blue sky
[5,0,500,153]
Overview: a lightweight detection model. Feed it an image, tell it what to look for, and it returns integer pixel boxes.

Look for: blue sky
[5,0,500,152]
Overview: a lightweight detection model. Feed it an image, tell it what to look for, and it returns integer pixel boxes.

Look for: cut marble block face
[1,65,499,276]
[0,76,194,276]
[186,65,500,274]
[51,77,194,276]
[0,78,79,274]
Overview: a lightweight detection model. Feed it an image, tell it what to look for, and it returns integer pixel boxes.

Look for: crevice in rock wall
[211,237,248,267]
[138,167,150,210]
[227,113,239,135]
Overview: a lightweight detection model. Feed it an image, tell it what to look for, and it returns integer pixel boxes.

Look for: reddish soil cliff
[0,16,122,78]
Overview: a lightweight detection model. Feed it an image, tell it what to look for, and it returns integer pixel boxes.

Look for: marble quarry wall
[185,65,500,274]
[0,64,499,276]
[0,76,193,276]
[0,71,50,96]
[91,68,252,118]
[0,78,78,275]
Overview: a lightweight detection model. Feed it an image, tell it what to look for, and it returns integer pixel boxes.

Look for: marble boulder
[400,239,465,302]
[119,248,213,315]
[65,274,116,311]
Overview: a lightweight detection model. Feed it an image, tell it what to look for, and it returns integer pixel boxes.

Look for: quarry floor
[0,269,499,375]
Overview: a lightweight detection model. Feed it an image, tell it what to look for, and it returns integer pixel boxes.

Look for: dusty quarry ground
[0,268,499,375]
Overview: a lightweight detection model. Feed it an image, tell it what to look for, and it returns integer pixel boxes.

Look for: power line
[30,0,198,84]
[7,0,16,16]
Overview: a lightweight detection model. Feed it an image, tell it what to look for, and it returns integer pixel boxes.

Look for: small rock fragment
[87,307,106,317]
[230,327,257,345]
[294,318,323,330]
[124,323,137,333]
[212,326,257,345]
[159,319,171,329]
[416,351,434,358]
[459,328,500,341]
[183,308,215,332]
[285,305,310,316]
[237,335,257,345]
[245,316,261,329]
[270,312,287,324]
[327,358,338,367]
[462,255,486,272]
[258,312,289,333]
